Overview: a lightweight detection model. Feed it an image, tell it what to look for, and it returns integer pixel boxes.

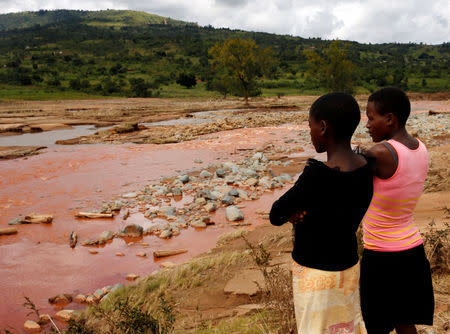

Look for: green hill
[0,9,448,100]
[0,9,189,31]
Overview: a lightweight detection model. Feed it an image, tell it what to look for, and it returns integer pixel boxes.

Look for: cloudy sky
[1,0,449,44]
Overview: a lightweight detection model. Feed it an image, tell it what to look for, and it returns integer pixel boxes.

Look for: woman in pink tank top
[360,87,434,334]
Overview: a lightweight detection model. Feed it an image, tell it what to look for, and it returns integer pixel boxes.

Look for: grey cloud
[0,0,448,43]
[215,0,248,7]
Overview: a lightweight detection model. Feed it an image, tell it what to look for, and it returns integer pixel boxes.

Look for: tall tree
[304,41,356,93]
[209,38,275,103]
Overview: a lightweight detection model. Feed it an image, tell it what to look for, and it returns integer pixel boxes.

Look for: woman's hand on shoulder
[366,144,397,179]
[289,210,306,225]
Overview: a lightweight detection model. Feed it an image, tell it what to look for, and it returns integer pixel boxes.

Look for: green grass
[158,82,222,98]
[0,84,107,101]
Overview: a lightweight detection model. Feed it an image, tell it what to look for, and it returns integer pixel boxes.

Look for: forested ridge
[0,9,448,99]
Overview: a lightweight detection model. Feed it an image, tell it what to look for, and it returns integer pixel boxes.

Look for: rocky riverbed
[0,96,448,332]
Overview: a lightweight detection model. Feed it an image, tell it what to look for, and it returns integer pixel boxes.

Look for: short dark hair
[368,87,410,126]
[309,92,361,140]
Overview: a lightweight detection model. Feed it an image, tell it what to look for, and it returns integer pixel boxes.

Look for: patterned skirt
[292,261,367,334]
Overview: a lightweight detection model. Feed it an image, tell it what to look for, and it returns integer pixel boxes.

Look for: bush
[176,73,196,88]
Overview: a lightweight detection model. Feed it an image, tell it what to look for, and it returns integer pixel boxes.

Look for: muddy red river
[0,124,312,330]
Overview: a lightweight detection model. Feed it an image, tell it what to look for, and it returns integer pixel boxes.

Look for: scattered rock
[93,289,106,301]
[225,206,244,222]
[98,230,114,242]
[194,158,203,164]
[85,295,95,304]
[54,309,76,322]
[190,220,207,228]
[136,252,147,257]
[215,169,227,178]
[122,209,130,220]
[110,200,124,211]
[121,224,143,237]
[24,320,41,333]
[199,170,213,178]
[37,314,51,325]
[246,178,258,186]
[89,249,99,254]
[204,202,217,212]
[221,196,235,205]
[159,230,172,239]
[112,122,138,134]
[48,294,72,305]
[126,273,139,281]
[115,252,125,257]
[228,189,239,197]
[179,175,190,184]
[159,206,176,217]
[195,197,207,205]
[73,294,87,304]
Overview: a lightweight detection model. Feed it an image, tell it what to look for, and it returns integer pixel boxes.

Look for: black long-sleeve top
[270,158,374,271]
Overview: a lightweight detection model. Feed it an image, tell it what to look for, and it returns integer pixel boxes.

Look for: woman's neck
[387,127,419,150]
[325,141,357,168]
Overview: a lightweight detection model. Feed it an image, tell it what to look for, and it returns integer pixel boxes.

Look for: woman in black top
[270,93,373,334]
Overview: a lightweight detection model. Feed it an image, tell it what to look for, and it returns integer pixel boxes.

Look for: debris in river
[75,212,114,219]
[69,231,77,248]
[122,209,130,220]
[24,214,53,224]
[0,227,18,236]
[153,249,188,258]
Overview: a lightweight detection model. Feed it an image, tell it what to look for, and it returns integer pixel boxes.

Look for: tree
[304,41,356,93]
[209,38,275,103]
[128,78,155,97]
[176,73,196,89]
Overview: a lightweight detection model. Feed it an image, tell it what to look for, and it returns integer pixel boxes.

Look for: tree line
[0,13,448,98]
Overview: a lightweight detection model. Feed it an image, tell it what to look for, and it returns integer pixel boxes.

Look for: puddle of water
[0,125,101,147]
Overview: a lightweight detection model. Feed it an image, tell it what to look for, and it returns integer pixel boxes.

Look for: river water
[0,124,305,330]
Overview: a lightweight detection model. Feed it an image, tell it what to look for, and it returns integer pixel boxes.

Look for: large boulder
[98,231,114,242]
[225,206,244,222]
[121,224,143,237]
[24,320,41,333]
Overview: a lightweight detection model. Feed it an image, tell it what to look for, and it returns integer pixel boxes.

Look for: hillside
[0,9,189,31]
[0,9,448,100]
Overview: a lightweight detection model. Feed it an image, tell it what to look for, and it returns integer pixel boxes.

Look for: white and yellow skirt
[292,261,367,334]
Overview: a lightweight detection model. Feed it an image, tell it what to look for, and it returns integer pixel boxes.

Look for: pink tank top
[362,139,428,252]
